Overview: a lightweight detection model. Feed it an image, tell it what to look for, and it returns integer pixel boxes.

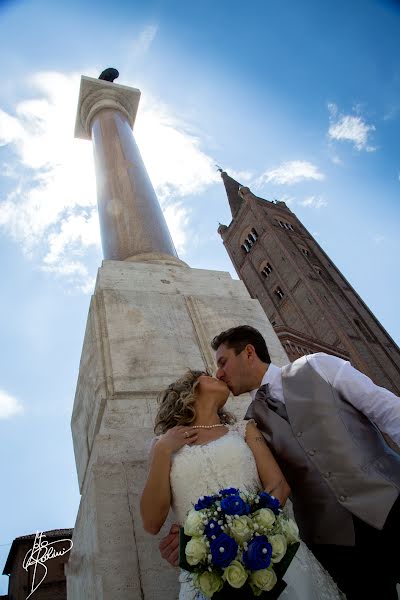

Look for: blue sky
[0,0,399,591]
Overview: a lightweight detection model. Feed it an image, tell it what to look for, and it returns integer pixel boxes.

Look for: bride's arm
[140,426,198,535]
[245,420,291,506]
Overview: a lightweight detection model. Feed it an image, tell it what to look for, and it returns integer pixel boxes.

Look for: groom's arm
[308,353,400,446]
[159,524,180,567]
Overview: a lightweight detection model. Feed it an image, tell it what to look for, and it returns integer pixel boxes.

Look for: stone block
[68,260,288,599]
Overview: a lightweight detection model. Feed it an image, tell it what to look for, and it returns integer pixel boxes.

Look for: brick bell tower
[217,170,400,395]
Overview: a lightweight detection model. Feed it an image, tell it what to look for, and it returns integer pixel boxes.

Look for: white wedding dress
[170,421,343,600]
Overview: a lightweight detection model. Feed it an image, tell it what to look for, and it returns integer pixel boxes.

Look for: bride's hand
[156,426,198,454]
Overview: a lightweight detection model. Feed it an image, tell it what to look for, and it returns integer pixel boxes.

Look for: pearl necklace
[191,423,225,429]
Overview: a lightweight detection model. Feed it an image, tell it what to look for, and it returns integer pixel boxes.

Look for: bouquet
[179,488,300,599]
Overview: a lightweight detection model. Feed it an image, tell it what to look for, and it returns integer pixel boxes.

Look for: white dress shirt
[250,353,400,445]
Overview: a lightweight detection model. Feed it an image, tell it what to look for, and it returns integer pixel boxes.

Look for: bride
[140,370,343,599]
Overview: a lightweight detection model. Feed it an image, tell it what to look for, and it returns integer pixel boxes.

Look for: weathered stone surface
[68,260,287,599]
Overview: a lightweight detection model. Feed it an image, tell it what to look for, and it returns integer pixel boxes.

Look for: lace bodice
[170,421,261,524]
[170,420,344,600]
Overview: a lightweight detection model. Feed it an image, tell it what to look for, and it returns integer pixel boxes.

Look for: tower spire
[219,169,244,218]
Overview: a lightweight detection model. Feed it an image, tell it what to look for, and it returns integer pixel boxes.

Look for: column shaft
[91,108,177,261]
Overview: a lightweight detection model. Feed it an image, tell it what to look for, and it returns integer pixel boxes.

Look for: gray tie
[255,383,289,421]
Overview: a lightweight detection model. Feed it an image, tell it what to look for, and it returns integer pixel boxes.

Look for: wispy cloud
[226,169,254,183]
[256,160,325,186]
[299,195,327,208]
[277,194,327,210]
[0,67,218,290]
[135,92,219,202]
[328,103,376,151]
[273,194,296,207]
[330,154,343,166]
[0,389,23,419]
[383,105,400,121]
[130,24,158,57]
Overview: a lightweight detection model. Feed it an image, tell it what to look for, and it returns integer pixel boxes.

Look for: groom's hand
[159,523,180,566]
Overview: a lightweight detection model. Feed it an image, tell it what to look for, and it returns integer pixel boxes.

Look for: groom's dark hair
[211,325,271,364]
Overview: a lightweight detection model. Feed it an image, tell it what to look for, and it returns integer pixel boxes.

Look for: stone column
[75,76,178,262]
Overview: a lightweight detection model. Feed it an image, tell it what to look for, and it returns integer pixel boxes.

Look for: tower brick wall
[218,172,400,395]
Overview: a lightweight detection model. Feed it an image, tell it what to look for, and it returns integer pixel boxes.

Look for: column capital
[74,75,141,140]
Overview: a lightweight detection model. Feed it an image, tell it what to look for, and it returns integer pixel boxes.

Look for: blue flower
[219,487,239,496]
[204,519,223,539]
[220,495,250,516]
[210,533,238,568]
[242,535,272,570]
[258,492,281,515]
[195,495,216,510]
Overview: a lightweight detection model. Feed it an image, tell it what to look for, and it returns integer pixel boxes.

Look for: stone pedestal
[66,259,288,599]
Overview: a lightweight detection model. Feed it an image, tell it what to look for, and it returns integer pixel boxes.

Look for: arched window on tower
[261,262,273,278]
[299,245,310,258]
[240,228,259,254]
[313,265,322,275]
[276,219,294,231]
[274,287,285,301]
[250,228,258,242]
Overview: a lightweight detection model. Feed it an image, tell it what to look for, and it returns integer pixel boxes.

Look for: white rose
[185,536,208,565]
[195,571,223,598]
[280,517,300,544]
[184,509,205,536]
[269,534,287,563]
[250,567,277,592]
[252,508,276,531]
[229,516,253,544]
[223,559,248,589]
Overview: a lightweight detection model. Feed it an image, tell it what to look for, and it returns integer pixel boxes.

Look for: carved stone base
[67,260,288,599]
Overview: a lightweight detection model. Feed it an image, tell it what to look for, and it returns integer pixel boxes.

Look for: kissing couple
[141,325,400,599]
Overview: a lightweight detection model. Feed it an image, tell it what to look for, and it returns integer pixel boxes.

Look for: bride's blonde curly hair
[154,369,235,435]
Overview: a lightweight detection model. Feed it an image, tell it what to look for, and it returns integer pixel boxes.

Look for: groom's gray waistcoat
[245,357,400,546]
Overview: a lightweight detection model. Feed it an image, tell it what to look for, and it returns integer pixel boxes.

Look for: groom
[160,325,400,599]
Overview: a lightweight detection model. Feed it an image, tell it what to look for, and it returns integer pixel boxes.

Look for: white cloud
[383,105,399,121]
[134,93,219,200]
[130,25,158,56]
[328,103,376,151]
[256,160,325,186]
[226,169,254,183]
[0,389,23,419]
[0,110,24,145]
[42,210,100,266]
[330,154,343,166]
[275,194,296,207]
[276,194,327,210]
[299,195,327,208]
[0,65,219,290]
[163,203,190,255]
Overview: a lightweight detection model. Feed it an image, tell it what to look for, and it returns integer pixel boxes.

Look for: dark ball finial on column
[98,68,120,82]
